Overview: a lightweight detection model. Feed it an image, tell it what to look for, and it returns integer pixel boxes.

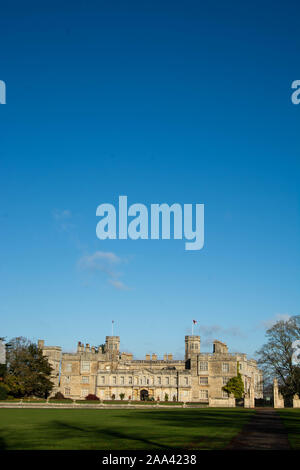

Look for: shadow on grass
[277,409,300,450]
[0,408,254,450]
[0,437,6,450]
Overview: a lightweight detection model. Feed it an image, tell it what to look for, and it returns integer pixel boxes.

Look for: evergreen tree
[4,337,53,398]
[222,363,244,399]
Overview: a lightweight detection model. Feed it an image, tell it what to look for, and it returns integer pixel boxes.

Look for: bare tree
[256,315,300,401]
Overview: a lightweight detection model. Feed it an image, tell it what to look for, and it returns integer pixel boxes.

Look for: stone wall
[0,340,5,365]
[208,396,235,407]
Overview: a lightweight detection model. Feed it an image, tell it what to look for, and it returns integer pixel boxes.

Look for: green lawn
[277,409,300,450]
[0,408,254,450]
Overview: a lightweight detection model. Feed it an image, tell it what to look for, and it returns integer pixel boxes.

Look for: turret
[105,336,120,360]
[185,335,200,372]
[185,335,200,361]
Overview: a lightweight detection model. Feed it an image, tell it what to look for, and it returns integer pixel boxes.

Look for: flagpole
[192,321,194,336]
[112,320,114,336]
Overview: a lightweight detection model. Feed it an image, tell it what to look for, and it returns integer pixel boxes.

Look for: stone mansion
[38,334,263,403]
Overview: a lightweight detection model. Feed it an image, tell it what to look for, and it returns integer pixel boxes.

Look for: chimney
[152,353,157,361]
[167,354,173,361]
[163,354,167,361]
[145,354,150,361]
[91,346,95,354]
[85,343,90,352]
[38,340,44,350]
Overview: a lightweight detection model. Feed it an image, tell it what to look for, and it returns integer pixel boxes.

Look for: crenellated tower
[185,335,200,361]
[105,336,120,361]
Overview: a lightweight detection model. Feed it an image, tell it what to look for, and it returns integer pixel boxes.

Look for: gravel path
[227,408,290,450]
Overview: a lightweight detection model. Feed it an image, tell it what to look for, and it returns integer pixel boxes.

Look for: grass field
[0,408,254,450]
[277,409,300,450]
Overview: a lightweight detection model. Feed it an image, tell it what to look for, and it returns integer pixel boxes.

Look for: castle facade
[39,335,263,402]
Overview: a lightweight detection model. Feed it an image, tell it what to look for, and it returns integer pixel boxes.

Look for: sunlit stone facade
[39,335,263,402]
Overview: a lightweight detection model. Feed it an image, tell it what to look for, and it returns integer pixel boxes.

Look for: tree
[222,363,244,399]
[4,337,53,398]
[119,393,125,400]
[256,315,300,402]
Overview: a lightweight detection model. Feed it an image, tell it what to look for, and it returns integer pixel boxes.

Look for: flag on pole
[192,319,197,335]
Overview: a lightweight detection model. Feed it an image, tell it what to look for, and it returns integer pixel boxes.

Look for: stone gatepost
[244,391,250,408]
[293,394,300,408]
[273,378,284,408]
[244,381,255,408]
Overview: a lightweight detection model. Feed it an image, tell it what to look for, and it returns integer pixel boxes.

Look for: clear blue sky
[1,1,299,359]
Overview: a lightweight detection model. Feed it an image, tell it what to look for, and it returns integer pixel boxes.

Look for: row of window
[65,361,91,373]
[98,375,190,386]
[200,377,229,385]
[199,362,231,372]
[63,387,230,399]
[65,388,90,397]
[66,361,245,374]
[64,375,230,386]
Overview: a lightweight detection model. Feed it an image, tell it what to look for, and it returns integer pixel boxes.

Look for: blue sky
[0,1,299,359]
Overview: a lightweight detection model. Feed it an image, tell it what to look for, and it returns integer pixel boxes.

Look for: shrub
[85,394,99,401]
[23,397,46,402]
[111,394,115,400]
[173,395,177,401]
[49,398,73,403]
[119,393,125,400]
[164,393,169,402]
[0,364,7,379]
[53,391,65,400]
[0,384,8,400]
